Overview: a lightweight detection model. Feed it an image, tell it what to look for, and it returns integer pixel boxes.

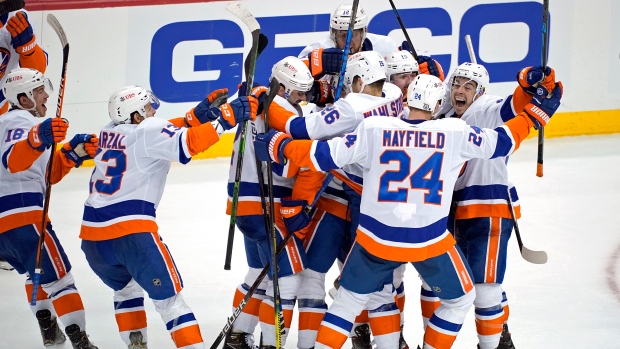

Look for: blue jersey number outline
[94,149,128,195]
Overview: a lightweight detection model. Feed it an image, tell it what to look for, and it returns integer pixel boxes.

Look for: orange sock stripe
[503,304,510,322]
[259,301,275,326]
[396,295,405,313]
[170,323,203,348]
[299,311,325,331]
[242,295,263,316]
[51,292,85,317]
[25,283,49,302]
[354,310,369,324]
[475,316,504,336]
[424,325,457,349]
[420,300,441,319]
[115,310,147,332]
[368,313,401,336]
[316,325,349,349]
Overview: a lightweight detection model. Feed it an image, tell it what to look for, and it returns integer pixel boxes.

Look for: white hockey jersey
[81,117,210,241]
[444,93,522,219]
[298,33,399,61]
[282,113,534,262]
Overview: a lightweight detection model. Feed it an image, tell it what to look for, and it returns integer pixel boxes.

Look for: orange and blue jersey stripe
[453,185,521,220]
[80,200,158,241]
[0,192,43,234]
[226,182,292,216]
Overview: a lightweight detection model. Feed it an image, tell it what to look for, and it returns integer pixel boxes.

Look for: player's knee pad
[473,283,503,309]
[152,293,192,323]
[266,274,301,300]
[114,279,143,302]
[42,271,75,296]
[298,269,326,300]
[244,267,263,286]
[393,264,406,288]
[333,287,371,317]
[366,284,396,310]
[440,288,476,319]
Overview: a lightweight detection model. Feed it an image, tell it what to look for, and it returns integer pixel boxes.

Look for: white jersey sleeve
[137,117,192,164]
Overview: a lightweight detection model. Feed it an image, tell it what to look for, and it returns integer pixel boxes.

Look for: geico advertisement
[127,0,549,104]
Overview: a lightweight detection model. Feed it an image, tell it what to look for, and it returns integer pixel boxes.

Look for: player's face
[287,90,307,106]
[144,103,157,117]
[451,76,477,116]
[390,72,417,94]
[334,29,364,54]
[32,85,49,117]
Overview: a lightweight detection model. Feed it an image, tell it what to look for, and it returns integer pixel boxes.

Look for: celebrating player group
[0,1,562,349]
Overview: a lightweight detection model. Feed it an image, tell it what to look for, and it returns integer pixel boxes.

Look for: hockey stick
[506,188,548,264]
[224,2,264,270]
[209,171,334,349]
[465,34,476,64]
[262,77,285,348]
[333,0,360,100]
[31,14,69,305]
[537,0,550,177]
[387,0,419,60]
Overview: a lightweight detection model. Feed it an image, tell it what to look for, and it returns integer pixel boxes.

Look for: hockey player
[80,85,257,349]
[439,63,559,349]
[253,73,563,349]
[271,51,404,349]
[224,56,323,349]
[0,5,48,116]
[0,3,49,271]
[0,68,99,348]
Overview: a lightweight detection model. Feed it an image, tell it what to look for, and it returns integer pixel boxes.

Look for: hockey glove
[254,129,291,164]
[217,96,258,130]
[280,198,311,239]
[308,48,344,79]
[418,55,445,81]
[524,82,563,129]
[28,118,68,151]
[61,134,98,167]
[399,40,413,53]
[238,81,268,114]
[6,12,36,55]
[184,88,229,127]
[517,66,556,95]
[306,80,333,107]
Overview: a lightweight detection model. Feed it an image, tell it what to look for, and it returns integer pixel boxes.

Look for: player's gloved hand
[308,48,344,79]
[254,129,292,164]
[6,12,36,55]
[185,88,229,127]
[306,80,333,107]
[399,40,413,53]
[28,118,68,151]
[217,96,258,130]
[238,81,268,115]
[61,134,99,167]
[517,66,556,95]
[417,55,445,81]
[524,82,563,129]
[280,198,311,239]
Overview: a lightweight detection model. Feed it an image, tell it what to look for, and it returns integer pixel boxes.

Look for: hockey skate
[36,309,66,346]
[225,329,257,349]
[399,325,409,349]
[128,331,147,349]
[65,324,98,349]
[351,324,372,349]
[0,257,14,271]
[498,324,516,349]
[258,333,276,349]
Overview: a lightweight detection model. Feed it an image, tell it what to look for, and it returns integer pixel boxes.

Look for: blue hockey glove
[308,48,344,78]
[524,82,563,129]
[61,134,99,167]
[217,96,258,130]
[254,129,292,164]
[280,199,311,239]
[184,88,229,127]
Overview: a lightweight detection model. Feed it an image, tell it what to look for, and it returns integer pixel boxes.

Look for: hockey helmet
[108,85,160,125]
[407,74,446,116]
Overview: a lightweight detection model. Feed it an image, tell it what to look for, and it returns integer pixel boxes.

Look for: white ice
[1,134,619,348]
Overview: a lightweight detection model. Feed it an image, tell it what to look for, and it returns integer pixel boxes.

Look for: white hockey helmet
[108,85,160,125]
[330,4,368,45]
[2,68,53,110]
[449,62,489,96]
[270,56,314,99]
[344,51,387,93]
[407,74,446,115]
[385,51,419,81]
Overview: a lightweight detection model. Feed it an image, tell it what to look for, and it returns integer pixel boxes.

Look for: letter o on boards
[459,2,546,83]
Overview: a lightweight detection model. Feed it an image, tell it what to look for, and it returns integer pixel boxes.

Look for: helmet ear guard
[407,74,446,116]
[2,68,53,112]
[108,85,160,125]
[270,56,314,99]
